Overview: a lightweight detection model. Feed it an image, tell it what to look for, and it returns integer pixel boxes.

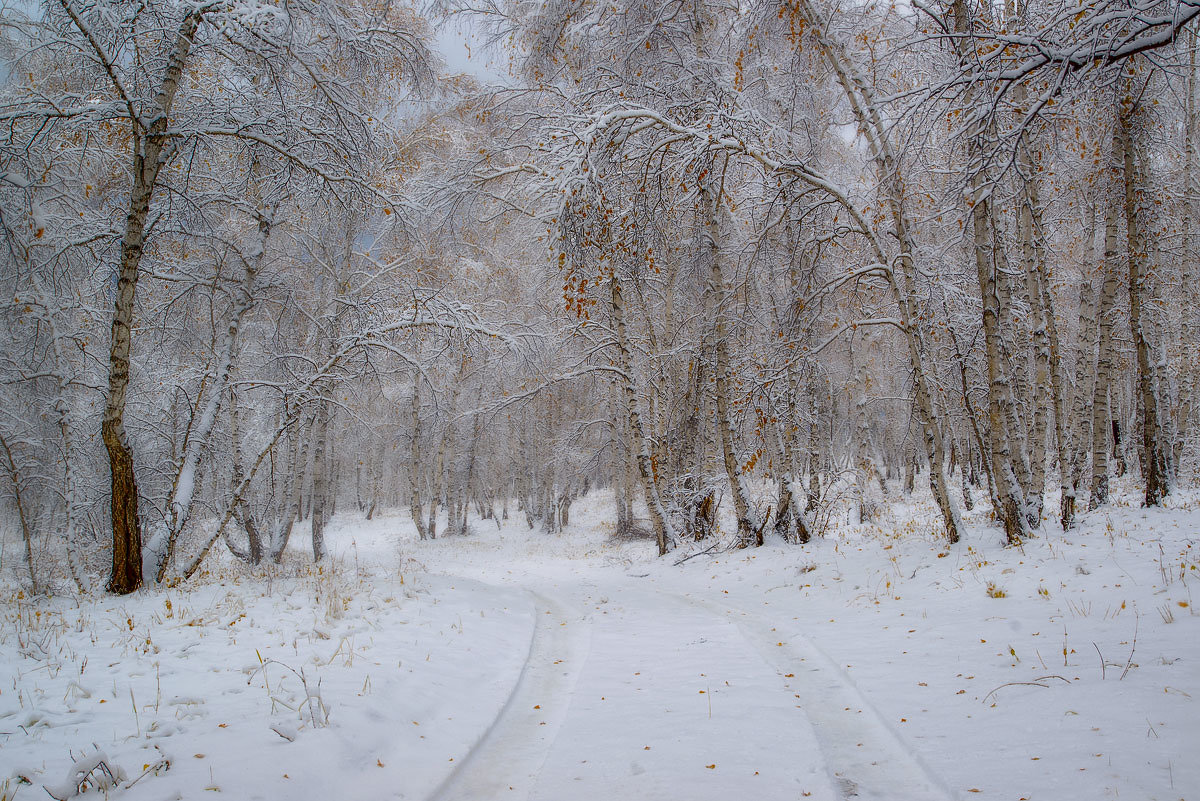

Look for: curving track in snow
[676,591,958,801]
[427,575,955,801]
[429,591,589,801]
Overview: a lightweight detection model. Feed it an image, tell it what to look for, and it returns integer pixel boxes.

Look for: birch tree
[1,0,432,591]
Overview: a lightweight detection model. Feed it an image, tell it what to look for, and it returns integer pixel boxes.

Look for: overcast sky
[435,22,510,84]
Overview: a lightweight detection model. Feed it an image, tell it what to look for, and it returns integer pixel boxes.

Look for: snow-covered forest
[0,0,1197,798]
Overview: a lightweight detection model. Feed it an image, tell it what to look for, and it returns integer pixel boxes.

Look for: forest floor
[2,479,1198,801]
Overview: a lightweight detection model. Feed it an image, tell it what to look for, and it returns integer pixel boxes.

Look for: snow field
[401,486,1200,801]
[1,534,535,801]
[2,483,1198,801]
[652,489,1200,801]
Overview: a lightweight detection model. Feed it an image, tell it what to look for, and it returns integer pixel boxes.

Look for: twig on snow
[982,675,1070,703]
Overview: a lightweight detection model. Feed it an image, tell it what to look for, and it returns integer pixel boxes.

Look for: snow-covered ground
[3,482,1198,800]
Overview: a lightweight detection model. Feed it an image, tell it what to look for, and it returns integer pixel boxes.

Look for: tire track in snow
[521,582,837,800]
[678,593,958,801]
[428,591,588,801]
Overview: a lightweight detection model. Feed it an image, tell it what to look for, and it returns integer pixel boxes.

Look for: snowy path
[678,591,956,801]
[432,591,590,800]
[428,572,954,801]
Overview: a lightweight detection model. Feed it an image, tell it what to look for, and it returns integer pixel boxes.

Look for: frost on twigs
[43,750,127,800]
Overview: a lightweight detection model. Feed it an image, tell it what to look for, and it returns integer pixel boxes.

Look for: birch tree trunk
[271,411,312,563]
[947,313,996,512]
[1017,152,1052,527]
[774,360,812,543]
[807,384,822,513]
[947,0,1028,543]
[993,231,1036,503]
[428,419,446,540]
[1121,64,1169,505]
[365,440,383,520]
[310,402,331,561]
[611,274,673,554]
[229,386,263,564]
[702,172,757,546]
[33,279,89,591]
[101,8,205,594]
[1020,164,1073,530]
[852,336,872,525]
[154,206,272,581]
[409,381,428,540]
[447,482,461,537]
[458,380,486,537]
[971,165,1028,544]
[1180,29,1198,472]
[0,433,38,593]
[679,359,707,540]
[1063,205,1101,527]
[1089,133,1125,509]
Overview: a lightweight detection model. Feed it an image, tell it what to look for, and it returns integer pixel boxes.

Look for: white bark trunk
[1090,129,1125,509]
[611,274,674,554]
[155,204,272,582]
[409,381,428,540]
[702,171,757,545]
[310,402,330,561]
[1063,204,1101,526]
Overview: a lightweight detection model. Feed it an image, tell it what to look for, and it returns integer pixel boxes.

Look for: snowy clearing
[3,484,1198,801]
